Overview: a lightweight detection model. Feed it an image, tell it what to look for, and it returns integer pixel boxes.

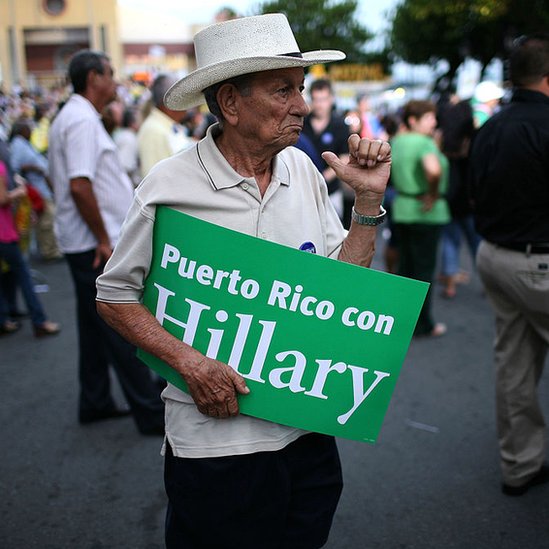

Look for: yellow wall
[0,0,122,90]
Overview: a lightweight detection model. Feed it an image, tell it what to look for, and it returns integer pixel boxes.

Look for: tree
[390,0,549,89]
[257,0,379,65]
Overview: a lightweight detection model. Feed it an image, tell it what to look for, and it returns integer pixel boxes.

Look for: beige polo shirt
[97,123,346,458]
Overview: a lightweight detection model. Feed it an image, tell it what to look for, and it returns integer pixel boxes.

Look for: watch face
[43,0,66,16]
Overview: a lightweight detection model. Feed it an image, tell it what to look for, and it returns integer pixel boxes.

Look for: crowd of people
[1,15,548,547]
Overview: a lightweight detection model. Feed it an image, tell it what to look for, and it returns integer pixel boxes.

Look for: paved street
[1,247,548,548]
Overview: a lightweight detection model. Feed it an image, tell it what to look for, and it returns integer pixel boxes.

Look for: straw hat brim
[165,50,345,111]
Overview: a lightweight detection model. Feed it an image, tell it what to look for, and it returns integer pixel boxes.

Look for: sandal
[429,323,447,337]
[33,320,61,338]
[1,320,21,335]
[442,286,457,299]
[415,322,447,338]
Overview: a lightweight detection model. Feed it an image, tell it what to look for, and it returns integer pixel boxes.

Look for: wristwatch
[351,205,387,226]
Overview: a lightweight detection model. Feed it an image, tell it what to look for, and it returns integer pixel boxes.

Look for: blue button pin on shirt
[299,241,317,254]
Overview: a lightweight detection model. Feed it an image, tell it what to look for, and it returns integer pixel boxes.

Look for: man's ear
[86,69,98,91]
[216,83,240,127]
[407,115,418,129]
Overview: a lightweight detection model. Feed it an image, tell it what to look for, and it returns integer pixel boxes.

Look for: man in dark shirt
[301,79,350,225]
[469,33,549,496]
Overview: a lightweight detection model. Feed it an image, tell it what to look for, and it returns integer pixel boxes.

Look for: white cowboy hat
[164,13,346,111]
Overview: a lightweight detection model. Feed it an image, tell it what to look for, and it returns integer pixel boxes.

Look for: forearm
[338,191,383,268]
[97,301,203,378]
[425,173,440,198]
[97,300,249,418]
[423,154,441,197]
[0,178,26,205]
[20,163,43,174]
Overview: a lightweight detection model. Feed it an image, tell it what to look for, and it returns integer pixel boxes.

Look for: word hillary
[160,244,395,334]
[153,283,391,425]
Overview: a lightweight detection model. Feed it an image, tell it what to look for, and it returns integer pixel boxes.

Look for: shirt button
[242,183,249,190]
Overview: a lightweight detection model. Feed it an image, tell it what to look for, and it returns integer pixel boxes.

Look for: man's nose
[293,93,310,117]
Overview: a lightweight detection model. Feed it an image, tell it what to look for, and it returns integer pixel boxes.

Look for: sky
[118,0,399,36]
[117,1,499,101]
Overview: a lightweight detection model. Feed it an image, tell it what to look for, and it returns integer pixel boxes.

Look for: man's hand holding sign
[96,135,391,421]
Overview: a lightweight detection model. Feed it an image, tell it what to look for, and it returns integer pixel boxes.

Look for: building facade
[0,0,204,93]
[0,0,126,90]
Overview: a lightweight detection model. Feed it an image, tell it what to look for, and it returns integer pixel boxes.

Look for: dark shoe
[33,320,61,338]
[0,320,21,335]
[502,464,549,496]
[79,408,132,424]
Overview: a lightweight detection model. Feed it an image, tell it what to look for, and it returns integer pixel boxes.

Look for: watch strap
[351,205,387,226]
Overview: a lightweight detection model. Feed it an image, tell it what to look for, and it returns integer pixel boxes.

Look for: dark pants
[0,241,46,326]
[65,250,164,431]
[395,223,443,335]
[164,433,343,549]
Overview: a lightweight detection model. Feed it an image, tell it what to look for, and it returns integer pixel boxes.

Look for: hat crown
[194,14,301,69]
[164,13,345,111]
[474,81,504,102]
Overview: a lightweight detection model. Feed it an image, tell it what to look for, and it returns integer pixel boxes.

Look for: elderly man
[470,33,549,496]
[97,14,390,548]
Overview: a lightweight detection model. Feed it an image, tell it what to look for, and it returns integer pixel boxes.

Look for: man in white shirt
[48,50,164,434]
[137,74,194,177]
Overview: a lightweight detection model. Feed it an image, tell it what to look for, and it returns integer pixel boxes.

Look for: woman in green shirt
[391,100,450,337]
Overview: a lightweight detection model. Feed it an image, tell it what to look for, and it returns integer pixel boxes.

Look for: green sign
[138,207,428,443]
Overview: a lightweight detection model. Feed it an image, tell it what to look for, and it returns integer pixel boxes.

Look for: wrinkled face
[235,67,310,150]
[410,111,437,136]
[310,87,334,118]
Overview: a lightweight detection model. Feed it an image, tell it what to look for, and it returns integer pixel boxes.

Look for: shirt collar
[70,93,102,118]
[196,123,291,191]
[511,88,549,105]
[150,107,178,128]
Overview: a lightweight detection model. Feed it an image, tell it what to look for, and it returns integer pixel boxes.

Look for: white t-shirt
[48,94,135,253]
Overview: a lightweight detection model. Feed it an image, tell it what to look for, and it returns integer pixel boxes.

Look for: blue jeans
[0,241,46,326]
[440,216,481,277]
